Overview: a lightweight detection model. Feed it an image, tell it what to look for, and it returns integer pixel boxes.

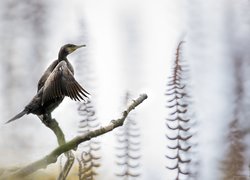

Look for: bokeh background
[0,0,250,179]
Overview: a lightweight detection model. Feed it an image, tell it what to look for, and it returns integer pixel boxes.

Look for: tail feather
[5,109,28,124]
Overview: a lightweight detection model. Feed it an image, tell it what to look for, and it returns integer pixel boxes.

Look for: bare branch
[7,94,148,179]
[38,116,75,180]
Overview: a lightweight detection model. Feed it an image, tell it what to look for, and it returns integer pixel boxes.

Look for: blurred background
[0,0,250,179]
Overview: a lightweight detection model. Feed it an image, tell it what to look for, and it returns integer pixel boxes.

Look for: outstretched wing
[37,60,59,92]
[42,61,89,105]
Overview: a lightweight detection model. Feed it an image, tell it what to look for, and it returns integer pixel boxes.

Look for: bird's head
[58,44,86,60]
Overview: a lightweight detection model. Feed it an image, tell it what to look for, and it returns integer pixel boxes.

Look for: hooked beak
[76,44,86,49]
[69,44,86,53]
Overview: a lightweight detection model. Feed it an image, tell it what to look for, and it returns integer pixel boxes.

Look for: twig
[57,151,74,180]
[7,94,148,179]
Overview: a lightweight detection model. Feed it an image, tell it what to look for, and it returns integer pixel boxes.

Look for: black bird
[6,44,89,124]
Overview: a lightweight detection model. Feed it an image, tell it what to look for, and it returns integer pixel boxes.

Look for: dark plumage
[6,44,89,124]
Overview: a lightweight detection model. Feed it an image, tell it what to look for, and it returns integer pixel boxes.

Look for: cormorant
[6,44,89,124]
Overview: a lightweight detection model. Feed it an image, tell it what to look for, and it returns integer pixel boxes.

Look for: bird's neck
[58,50,68,61]
[58,57,68,62]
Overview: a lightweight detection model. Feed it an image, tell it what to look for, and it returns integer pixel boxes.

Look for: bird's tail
[5,109,28,124]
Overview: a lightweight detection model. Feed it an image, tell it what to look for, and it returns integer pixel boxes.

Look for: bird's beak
[76,44,86,49]
[68,45,86,54]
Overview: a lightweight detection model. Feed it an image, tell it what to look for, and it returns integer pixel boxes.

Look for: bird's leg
[43,113,52,125]
[38,114,53,127]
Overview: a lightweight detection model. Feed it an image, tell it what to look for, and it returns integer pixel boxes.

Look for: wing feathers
[42,61,89,104]
[73,83,83,99]
[72,85,81,101]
